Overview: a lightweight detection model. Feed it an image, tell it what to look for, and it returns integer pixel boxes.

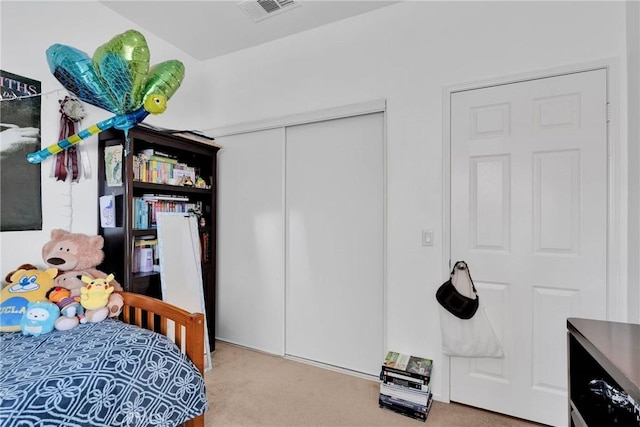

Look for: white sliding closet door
[216,128,285,355]
[285,112,384,376]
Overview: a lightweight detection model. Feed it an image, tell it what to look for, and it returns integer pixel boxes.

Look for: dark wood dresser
[567,318,640,426]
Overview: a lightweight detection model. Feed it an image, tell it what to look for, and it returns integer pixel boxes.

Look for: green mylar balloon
[27,29,187,164]
[93,29,150,112]
[143,60,186,102]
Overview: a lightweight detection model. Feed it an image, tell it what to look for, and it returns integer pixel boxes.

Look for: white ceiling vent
[238,0,300,22]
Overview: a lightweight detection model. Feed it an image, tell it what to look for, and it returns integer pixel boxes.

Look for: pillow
[0,266,57,332]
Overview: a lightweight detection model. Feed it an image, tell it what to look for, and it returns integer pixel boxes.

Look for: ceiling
[100,1,400,61]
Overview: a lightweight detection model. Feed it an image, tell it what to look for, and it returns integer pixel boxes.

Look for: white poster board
[156,213,212,371]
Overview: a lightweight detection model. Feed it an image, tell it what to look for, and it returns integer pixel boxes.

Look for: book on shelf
[137,123,218,145]
[379,399,426,421]
[381,351,433,384]
[149,154,178,164]
[133,198,150,229]
[379,392,433,422]
[384,351,433,376]
[380,370,430,391]
[137,122,174,133]
[142,193,190,202]
[138,247,154,272]
[381,365,430,385]
[170,130,217,144]
[379,395,433,422]
[379,383,430,406]
[379,392,430,414]
[136,197,201,228]
[133,150,197,186]
[378,350,434,422]
[134,238,158,247]
[132,237,159,273]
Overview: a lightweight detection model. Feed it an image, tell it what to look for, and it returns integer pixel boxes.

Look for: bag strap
[451,260,478,296]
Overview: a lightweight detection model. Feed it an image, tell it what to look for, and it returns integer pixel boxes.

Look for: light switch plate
[422,229,434,247]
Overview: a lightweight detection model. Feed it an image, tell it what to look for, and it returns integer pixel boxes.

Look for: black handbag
[436,260,479,319]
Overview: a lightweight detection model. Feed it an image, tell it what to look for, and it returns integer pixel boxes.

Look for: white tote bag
[437,261,504,358]
[439,305,504,358]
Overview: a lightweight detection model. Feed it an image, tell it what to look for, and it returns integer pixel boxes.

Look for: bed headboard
[118,292,206,427]
[117,291,206,375]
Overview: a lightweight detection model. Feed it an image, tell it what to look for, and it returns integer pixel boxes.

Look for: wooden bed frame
[117,292,206,427]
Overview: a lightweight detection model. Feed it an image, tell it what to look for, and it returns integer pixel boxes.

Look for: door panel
[450,69,607,426]
[216,128,285,355]
[285,113,384,376]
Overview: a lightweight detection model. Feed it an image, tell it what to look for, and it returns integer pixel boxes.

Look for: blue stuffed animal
[20,301,60,337]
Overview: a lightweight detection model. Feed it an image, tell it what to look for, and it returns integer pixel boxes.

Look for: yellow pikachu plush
[80,274,115,311]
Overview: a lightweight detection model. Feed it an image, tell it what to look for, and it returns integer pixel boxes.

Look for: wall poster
[0,70,42,231]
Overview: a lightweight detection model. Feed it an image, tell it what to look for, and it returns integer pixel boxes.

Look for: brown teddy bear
[42,229,124,327]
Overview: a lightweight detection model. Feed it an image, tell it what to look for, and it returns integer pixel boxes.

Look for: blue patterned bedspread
[0,319,208,427]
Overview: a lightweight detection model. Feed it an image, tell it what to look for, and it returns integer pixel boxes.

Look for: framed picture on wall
[0,70,42,231]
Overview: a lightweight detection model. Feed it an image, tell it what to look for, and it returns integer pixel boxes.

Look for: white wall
[201,1,629,401]
[0,1,203,273]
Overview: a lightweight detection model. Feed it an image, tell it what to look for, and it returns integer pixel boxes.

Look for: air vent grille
[238,0,300,22]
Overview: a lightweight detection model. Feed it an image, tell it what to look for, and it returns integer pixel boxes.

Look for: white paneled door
[449,69,608,426]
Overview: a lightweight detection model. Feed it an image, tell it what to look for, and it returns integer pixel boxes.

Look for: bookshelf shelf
[133,181,211,195]
[132,229,157,236]
[132,271,159,279]
[98,125,220,351]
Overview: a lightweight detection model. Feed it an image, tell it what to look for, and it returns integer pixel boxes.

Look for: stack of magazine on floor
[378,351,434,422]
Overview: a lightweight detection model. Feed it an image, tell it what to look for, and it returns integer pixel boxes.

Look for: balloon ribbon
[54,97,84,182]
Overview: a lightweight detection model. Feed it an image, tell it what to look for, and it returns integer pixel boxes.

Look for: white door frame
[440,58,625,403]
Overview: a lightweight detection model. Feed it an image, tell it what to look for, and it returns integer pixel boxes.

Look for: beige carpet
[204,341,546,427]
